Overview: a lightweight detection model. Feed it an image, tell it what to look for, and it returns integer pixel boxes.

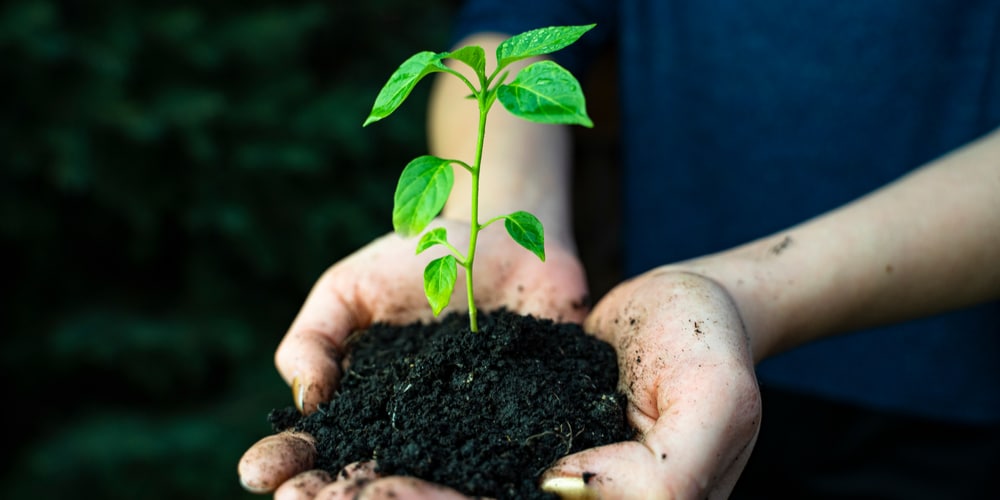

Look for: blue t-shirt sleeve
[452,0,617,75]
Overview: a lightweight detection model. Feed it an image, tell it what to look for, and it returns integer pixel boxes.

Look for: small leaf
[393,156,455,236]
[496,24,595,69]
[497,61,592,127]
[416,227,449,254]
[424,255,457,316]
[445,45,486,76]
[504,211,545,261]
[364,51,447,126]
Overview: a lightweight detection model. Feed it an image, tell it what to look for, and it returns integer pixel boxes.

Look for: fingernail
[239,475,269,494]
[541,476,599,500]
[291,377,306,413]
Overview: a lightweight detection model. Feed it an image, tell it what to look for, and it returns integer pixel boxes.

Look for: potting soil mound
[269,309,634,499]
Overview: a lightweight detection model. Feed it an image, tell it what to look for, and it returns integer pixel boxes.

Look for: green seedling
[364,24,595,332]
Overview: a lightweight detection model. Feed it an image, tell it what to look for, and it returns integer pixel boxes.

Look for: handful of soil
[269,309,635,499]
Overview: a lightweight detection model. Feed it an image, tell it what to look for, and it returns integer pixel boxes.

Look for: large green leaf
[392,156,454,236]
[364,51,446,126]
[496,24,595,69]
[424,255,457,316]
[503,211,545,261]
[496,61,592,127]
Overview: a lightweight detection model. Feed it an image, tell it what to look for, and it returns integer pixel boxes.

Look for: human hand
[541,270,762,500]
[238,218,588,496]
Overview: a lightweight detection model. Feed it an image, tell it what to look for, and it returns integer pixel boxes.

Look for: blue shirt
[455,0,1000,422]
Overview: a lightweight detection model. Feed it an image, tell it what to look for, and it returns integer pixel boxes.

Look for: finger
[274,469,334,500]
[312,461,380,500]
[238,432,317,494]
[276,267,361,414]
[356,476,478,500]
[545,427,758,500]
[545,373,760,500]
[543,441,684,499]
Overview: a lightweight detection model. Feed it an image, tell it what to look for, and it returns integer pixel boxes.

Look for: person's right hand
[542,269,762,499]
[238,218,590,496]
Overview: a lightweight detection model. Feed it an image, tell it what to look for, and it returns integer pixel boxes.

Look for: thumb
[542,441,697,500]
[542,411,759,500]
[276,267,362,414]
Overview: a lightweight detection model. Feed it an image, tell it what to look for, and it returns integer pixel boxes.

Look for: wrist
[654,239,812,364]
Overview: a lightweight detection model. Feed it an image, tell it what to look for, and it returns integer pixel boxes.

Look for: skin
[539,125,1000,499]
[544,271,761,499]
[239,31,1000,498]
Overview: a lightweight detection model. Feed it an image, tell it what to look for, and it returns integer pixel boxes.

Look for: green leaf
[364,51,447,126]
[445,45,486,76]
[393,156,455,236]
[504,211,545,261]
[497,61,592,127]
[496,24,596,69]
[416,227,449,254]
[424,255,457,316]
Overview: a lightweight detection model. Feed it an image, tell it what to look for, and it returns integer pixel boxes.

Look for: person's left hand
[237,218,589,499]
[540,269,762,499]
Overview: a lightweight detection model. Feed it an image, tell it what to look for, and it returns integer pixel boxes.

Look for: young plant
[364,24,595,332]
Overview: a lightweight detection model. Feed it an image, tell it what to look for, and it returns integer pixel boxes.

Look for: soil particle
[269,309,634,499]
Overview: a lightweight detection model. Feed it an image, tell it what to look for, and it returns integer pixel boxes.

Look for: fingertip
[274,469,334,500]
[238,432,318,494]
[277,342,341,414]
[540,476,599,500]
[239,475,271,495]
[301,372,337,415]
[543,442,670,500]
[356,476,470,500]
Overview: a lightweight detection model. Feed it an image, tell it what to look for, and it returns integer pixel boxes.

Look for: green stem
[465,87,492,333]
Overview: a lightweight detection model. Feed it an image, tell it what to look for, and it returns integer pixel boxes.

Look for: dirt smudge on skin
[769,235,793,255]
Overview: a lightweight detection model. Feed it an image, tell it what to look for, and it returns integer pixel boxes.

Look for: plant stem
[465,89,491,333]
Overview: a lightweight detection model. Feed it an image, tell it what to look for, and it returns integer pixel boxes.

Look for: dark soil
[269,309,635,499]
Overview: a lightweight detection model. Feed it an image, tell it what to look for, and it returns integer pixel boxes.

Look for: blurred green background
[1,0,462,497]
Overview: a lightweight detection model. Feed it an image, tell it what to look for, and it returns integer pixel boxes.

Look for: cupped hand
[542,270,762,500]
[238,218,589,496]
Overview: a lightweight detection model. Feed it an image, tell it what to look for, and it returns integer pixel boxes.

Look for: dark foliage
[1,1,460,497]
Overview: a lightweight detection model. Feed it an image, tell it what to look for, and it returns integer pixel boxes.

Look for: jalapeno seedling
[364,24,594,332]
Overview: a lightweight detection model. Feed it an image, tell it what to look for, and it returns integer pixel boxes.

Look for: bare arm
[672,126,1000,360]
[544,127,1000,499]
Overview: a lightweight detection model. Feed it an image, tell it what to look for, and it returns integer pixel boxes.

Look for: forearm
[672,126,1000,361]
[429,34,576,249]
